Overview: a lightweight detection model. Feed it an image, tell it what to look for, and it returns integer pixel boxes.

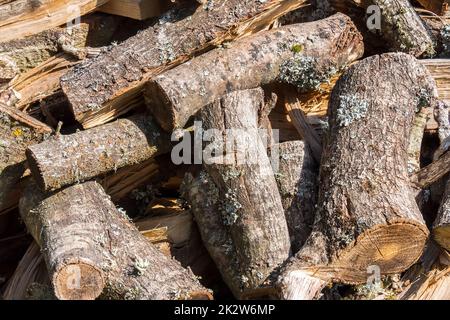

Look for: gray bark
[146,13,364,131]
[26,113,170,192]
[19,181,211,300]
[182,88,290,298]
[277,52,437,299]
[61,0,306,128]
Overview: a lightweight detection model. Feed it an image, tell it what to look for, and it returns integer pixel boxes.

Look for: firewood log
[182,88,290,298]
[0,103,52,212]
[60,0,308,129]
[277,53,438,300]
[19,180,211,300]
[275,141,318,254]
[146,13,364,131]
[411,149,450,189]
[0,0,110,43]
[26,113,170,192]
[333,0,434,57]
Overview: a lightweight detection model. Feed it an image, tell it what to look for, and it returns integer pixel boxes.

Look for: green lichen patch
[335,94,369,127]
[278,55,337,92]
[441,25,450,56]
[220,189,242,226]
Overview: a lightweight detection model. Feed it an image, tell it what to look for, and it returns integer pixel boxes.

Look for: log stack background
[1,0,450,300]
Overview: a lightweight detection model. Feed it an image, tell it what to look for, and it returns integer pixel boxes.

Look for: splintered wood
[2,0,450,301]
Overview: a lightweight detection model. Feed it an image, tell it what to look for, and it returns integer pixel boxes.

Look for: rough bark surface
[146,13,364,131]
[26,113,170,192]
[19,181,211,300]
[364,0,434,57]
[61,0,307,128]
[275,141,318,254]
[182,88,290,298]
[277,53,437,299]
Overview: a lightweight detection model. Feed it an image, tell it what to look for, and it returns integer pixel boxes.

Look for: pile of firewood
[1,0,450,300]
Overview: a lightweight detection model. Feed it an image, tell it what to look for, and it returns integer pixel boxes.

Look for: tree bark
[146,13,364,131]
[60,0,308,129]
[277,53,437,299]
[0,103,51,212]
[26,113,170,192]
[275,141,318,254]
[182,88,290,298]
[19,180,211,300]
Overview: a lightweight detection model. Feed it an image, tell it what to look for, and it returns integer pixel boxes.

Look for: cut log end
[337,223,429,279]
[53,262,104,300]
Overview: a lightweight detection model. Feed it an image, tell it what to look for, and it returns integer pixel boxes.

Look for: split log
[399,241,450,300]
[26,113,170,192]
[19,180,211,300]
[0,103,52,212]
[275,141,318,253]
[182,88,290,298]
[277,53,437,300]
[0,0,110,43]
[60,0,309,129]
[146,13,364,131]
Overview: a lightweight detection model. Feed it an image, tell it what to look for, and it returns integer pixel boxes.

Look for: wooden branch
[283,90,323,163]
[0,0,110,43]
[60,0,309,129]
[277,53,437,299]
[182,88,290,298]
[361,0,434,56]
[275,141,318,254]
[411,149,450,188]
[407,107,430,174]
[26,113,170,192]
[19,180,211,300]
[146,13,363,131]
